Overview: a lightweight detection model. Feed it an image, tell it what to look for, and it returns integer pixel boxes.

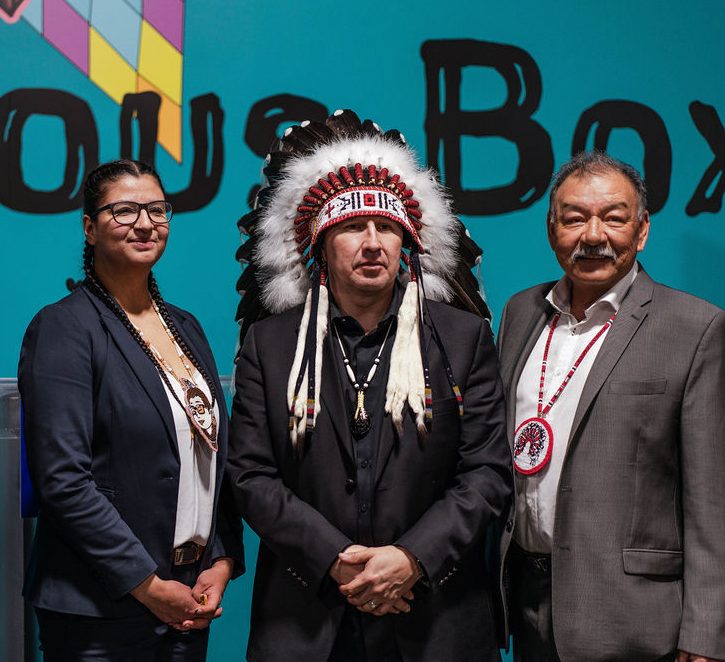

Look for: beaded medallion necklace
[333,317,394,437]
[134,300,218,452]
[513,310,616,474]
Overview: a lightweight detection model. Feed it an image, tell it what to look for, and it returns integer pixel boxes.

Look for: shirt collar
[546,262,639,318]
[330,280,403,335]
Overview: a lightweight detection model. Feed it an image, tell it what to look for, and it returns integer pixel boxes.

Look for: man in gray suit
[498,151,725,662]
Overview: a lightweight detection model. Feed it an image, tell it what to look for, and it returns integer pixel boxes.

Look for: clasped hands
[131,557,234,630]
[329,544,421,617]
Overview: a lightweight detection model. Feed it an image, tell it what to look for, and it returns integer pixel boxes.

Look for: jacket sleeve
[208,475,246,578]
[18,305,158,600]
[226,323,352,593]
[676,309,725,659]
[395,318,514,588]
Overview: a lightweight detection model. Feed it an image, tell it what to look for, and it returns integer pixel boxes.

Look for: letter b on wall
[422,39,553,216]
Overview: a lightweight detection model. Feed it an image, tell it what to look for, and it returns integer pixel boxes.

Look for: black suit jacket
[18,285,244,618]
[228,300,512,662]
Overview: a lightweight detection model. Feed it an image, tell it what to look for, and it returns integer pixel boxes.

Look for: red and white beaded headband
[296,163,424,252]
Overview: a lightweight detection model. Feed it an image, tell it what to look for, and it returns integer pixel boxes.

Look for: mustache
[571,244,616,261]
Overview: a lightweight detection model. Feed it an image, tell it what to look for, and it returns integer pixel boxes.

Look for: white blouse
[158,369,218,548]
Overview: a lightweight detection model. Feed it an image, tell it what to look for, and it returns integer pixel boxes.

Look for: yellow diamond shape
[138,20,182,106]
[89,28,137,105]
[137,75,183,162]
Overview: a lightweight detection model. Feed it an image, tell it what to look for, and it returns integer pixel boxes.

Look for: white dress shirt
[513,265,638,553]
[160,369,218,548]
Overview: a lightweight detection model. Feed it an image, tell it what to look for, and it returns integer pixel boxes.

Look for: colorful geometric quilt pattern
[13,0,185,161]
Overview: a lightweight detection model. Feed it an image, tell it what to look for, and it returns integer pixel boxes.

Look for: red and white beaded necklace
[513,311,616,474]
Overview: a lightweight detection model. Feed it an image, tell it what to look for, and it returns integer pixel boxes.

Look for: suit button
[346,479,357,494]
[360,459,369,469]
[360,503,369,513]
[505,520,514,532]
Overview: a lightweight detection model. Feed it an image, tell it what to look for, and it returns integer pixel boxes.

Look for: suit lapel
[84,288,227,464]
[506,294,552,439]
[373,311,436,485]
[373,305,444,485]
[566,270,654,449]
[319,335,355,468]
[374,407,398,488]
[94,301,179,458]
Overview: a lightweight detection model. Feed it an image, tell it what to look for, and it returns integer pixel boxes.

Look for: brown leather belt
[173,541,205,566]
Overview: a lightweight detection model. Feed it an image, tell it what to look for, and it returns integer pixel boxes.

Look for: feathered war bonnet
[235,109,490,450]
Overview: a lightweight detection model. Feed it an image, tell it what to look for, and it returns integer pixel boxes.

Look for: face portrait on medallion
[186,386,215,437]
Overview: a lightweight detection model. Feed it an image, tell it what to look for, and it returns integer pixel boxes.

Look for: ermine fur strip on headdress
[385,280,426,434]
[287,285,329,446]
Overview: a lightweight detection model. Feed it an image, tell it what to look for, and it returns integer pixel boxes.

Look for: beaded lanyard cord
[513,310,617,474]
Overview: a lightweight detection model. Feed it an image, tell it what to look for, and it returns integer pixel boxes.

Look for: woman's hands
[131,558,233,630]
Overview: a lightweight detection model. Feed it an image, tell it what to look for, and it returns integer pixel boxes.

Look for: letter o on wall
[0,89,98,213]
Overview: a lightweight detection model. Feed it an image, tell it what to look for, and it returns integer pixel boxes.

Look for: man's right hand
[329,544,367,585]
[330,545,414,616]
[131,574,221,629]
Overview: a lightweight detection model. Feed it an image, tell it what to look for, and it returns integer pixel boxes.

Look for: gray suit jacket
[498,267,725,661]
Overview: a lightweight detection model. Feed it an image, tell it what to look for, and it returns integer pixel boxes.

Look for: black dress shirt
[327,284,404,662]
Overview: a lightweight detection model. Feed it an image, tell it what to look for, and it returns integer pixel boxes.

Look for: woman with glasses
[18,160,243,661]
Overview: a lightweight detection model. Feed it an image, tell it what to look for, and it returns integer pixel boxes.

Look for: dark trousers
[508,542,560,662]
[327,606,403,662]
[36,564,209,662]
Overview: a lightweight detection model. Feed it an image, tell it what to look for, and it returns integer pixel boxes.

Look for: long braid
[81,243,198,403]
[148,274,218,403]
[81,159,218,433]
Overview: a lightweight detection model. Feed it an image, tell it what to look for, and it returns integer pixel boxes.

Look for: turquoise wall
[2,1,723,659]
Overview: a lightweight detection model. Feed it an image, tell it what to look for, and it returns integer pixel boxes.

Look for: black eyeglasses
[91,200,173,225]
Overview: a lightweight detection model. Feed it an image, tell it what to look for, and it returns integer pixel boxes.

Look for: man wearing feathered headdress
[227,110,513,662]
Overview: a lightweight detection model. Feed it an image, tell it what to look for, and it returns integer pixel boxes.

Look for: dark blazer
[228,300,513,662]
[18,285,244,618]
[497,268,725,661]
